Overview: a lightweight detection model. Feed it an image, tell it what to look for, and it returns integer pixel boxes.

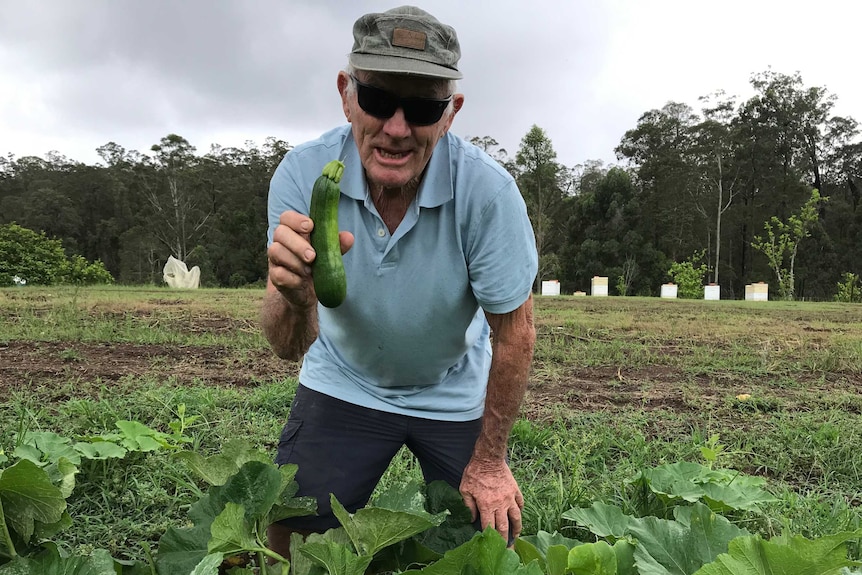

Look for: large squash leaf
[632,462,777,512]
[694,531,862,575]
[0,459,66,543]
[628,503,749,575]
[400,528,544,574]
[330,494,447,557]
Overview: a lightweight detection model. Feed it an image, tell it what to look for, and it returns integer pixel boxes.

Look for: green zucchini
[309,159,347,308]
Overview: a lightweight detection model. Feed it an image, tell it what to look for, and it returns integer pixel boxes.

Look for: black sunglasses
[351,75,452,126]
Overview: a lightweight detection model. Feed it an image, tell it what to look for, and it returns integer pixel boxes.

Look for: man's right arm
[261,282,319,361]
[261,210,354,360]
[261,211,321,361]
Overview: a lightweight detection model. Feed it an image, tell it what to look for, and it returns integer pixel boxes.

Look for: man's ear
[337,72,351,121]
[441,94,465,134]
[451,93,465,115]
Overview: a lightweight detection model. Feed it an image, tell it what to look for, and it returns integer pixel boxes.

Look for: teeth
[379,149,405,159]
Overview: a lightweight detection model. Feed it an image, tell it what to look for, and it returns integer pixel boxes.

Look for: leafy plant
[752,189,826,301]
[835,272,862,303]
[0,415,193,567]
[668,250,708,299]
[0,223,69,286]
[0,223,114,286]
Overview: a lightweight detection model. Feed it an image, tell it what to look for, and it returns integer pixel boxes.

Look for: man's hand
[459,457,523,545]
[266,210,353,306]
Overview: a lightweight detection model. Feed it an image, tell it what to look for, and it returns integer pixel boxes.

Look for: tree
[692,91,740,285]
[560,167,668,295]
[514,126,569,291]
[143,134,215,262]
[468,135,512,170]
[0,223,112,286]
[616,102,702,260]
[751,189,826,300]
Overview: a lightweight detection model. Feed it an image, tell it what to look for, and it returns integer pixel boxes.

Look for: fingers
[268,211,316,302]
[509,503,523,540]
[478,503,520,544]
[462,492,478,522]
[339,230,355,255]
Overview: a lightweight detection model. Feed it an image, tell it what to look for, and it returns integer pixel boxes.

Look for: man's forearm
[473,301,535,461]
[261,290,319,361]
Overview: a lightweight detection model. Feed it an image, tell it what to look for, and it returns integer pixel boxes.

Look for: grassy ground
[1,286,860,561]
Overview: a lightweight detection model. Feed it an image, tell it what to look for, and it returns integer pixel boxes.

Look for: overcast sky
[1,0,860,169]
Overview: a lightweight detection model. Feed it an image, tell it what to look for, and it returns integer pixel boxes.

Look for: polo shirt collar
[337,130,454,208]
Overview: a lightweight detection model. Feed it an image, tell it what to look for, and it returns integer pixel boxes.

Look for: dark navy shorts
[275,385,483,532]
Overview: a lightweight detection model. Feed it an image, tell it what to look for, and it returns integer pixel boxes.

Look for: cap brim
[350,53,462,80]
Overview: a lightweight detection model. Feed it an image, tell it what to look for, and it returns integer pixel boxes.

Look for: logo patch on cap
[392,28,427,51]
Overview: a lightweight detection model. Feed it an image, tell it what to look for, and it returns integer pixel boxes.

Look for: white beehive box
[541,280,561,296]
[704,284,720,300]
[745,282,769,301]
[591,276,609,296]
[660,283,678,298]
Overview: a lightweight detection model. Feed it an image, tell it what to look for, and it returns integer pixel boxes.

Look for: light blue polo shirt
[267,125,537,421]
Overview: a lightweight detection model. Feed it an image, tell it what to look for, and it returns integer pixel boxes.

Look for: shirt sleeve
[465,178,538,314]
[266,152,313,247]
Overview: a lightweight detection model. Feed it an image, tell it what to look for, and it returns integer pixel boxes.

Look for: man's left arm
[460,293,535,543]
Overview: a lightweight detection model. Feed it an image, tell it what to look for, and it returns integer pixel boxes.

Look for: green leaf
[694,531,862,575]
[299,541,373,575]
[562,501,633,539]
[628,502,748,575]
[156,492,223,574]
[13,432,81,466]
[514,537,545,570]
[292,530,349,575]
[0,459,66,542]
[516,531,584,573]
[0,546,117,575]
[114,420,170,451]
[208,502,258,555]
[51,457,79,499]
[330,494,447,557]
[565,539,635,575]
[174,439,272,486]
[633,463,777,512]
[546,544,571,575]
[568,540,618,574]
[73,441,127,461]
[189,553,224,575]
[369,538,442,574]
[220,461,283,522]
[519,530,583,555]
[33,510,73,541]
[268,496,318,524]
[156,458,308,574]
[699,479,778,513]
[401,527,544,574]
[372,477,427,513]
[416,480,476,554]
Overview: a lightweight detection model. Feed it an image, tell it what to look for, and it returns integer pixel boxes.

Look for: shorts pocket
[274,419,302,466]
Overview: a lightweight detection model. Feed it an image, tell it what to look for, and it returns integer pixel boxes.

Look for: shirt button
[377,228,386,237]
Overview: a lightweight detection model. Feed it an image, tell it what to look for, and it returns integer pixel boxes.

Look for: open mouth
[376,148,411,163]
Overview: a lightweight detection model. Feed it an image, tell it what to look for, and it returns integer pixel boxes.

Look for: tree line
[507,70,860,300]
[1,69,860,299]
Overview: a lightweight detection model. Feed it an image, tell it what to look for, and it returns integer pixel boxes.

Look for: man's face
[338,71,464,189]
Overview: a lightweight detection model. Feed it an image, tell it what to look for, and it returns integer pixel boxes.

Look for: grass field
[1,286,861,563]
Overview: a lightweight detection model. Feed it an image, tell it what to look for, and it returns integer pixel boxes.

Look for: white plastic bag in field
[163,256,201,288]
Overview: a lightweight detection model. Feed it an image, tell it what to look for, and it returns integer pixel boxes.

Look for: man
[261,5,538,557]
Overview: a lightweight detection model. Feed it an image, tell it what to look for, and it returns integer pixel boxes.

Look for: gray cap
[349,6,462,80]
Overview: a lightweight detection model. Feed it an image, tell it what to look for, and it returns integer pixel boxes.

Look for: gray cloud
[1,0,860,167]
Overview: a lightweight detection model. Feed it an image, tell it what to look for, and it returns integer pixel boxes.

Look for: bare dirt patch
[0,340,299,397]
[3,337,860,422]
